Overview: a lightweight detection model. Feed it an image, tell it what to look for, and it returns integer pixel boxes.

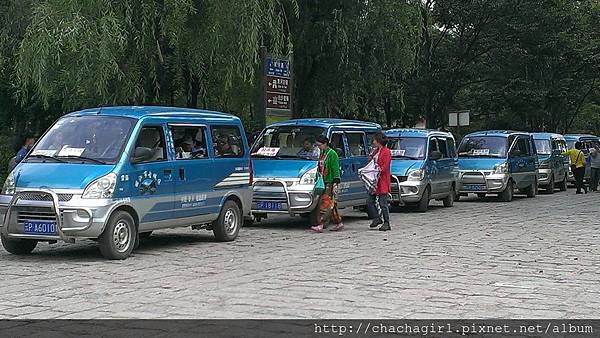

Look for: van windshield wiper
[58,155,107,164]
[26,154,66,163]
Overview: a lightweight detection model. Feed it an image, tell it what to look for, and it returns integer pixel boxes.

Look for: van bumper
[537,168,552,185]
[458,171,509,194]
[251,179,319,216]
[390,175,427,204]
[0,189,123,242]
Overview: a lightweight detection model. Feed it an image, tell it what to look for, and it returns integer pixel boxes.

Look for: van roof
[267,118,381,129]
[66,106,240,122]
[385,128,453,138]
[531,132,565,140]
[564,134,599,140]
[465,130,529,138]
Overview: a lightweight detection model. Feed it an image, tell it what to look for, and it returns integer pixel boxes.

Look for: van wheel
[559,174,568,191]
[546,175,555,194]
[1,234,37,255]
[98,211,135,260]
[213,200,241,242]
[525,179,537,198]
[499,180,514,202]
[416,186,430,212]
[443,186,455,207]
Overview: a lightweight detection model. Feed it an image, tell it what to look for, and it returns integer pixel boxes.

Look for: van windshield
[251,126,325,160]
[534,139,552,155]
[27,116,135,164]
[388,137,426,160]
[458,136,507,158]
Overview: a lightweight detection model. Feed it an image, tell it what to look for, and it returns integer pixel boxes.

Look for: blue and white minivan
[564,134,600,183]
[250,119,381,220]
[385,129,458,212]
[457,130,539,202]
[532,133,569,193]
[0,106,253,259]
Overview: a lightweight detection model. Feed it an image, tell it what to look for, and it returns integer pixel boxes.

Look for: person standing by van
[589,146,600,191]
[366,132,392,231]
[563,141,587,194]
[310,135,343,233]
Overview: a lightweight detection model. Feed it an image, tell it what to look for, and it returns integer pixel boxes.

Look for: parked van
[250,119,381,220]
[531,133,569,193]
[0,106,252,259]
[457,131,538,202]
[384,129,458,212]
[564,134,600,183]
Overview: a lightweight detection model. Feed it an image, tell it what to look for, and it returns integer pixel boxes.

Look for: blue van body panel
[457,130,539,197]
[384,129,458,207]
[14,163,114,190]
[253,159,316,179]
[0,106,252,246]
[251,118,381,216]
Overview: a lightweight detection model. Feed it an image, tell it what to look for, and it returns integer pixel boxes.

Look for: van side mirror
[132,147,154,164]
[430,151,442,161]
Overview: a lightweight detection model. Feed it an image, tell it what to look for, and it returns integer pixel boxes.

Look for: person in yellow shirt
[562,142,587,194]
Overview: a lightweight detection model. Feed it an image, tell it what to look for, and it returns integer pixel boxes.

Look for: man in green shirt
[310,135,343,232]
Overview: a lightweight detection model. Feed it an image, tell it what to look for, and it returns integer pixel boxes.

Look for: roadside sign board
[259,50,293,128]
[449,111,470,127]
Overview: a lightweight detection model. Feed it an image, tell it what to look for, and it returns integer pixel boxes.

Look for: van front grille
[18,192,73,202]
[17,207,58,224]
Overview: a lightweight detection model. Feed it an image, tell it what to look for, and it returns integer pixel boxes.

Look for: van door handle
[179,168,185,180]
[164,169,172,175]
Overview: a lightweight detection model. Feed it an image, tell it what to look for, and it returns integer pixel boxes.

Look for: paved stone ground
[0,190,598,319]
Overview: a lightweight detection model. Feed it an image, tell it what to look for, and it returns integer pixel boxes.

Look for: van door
[508,136,531,189]
[434,137,453,195]
[209,125,250,214]
[169,124,215,226]
[129,124,175,230]
[329,131,351,204]
[345,131,369,203]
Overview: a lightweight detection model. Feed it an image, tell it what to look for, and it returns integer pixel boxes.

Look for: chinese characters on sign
[261,53,293,125]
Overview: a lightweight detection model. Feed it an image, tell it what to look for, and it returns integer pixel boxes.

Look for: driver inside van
[137,128,164,161]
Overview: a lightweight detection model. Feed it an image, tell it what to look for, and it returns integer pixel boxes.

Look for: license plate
[463,184,486,191]
[256,201,284,210]
[23,221,57,235]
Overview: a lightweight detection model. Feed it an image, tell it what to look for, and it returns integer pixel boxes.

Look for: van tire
[499,180,514,202]
[443,186,455,207]
[98,211,136,260]
[559,175,568,191]
[416,186,430,213]
[213,200,241,242]
[1,234,37,255]
[525,179,537,198]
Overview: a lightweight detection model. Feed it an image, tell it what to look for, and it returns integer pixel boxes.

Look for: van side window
[436,137,449,158]
[212,126,244,158]
[428,138,439,156]
[330,133,346,157]
[169,125,208,160]
[447,138,457,158]
[511,138,528,157]
[346,132,366,157]
[366,132,376,153]
[134,126,167,162]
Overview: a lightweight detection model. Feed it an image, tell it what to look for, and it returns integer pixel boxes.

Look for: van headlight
[407,169,425,181]
[299,167,318,185]
[2,172,16,195]
[82,173,117,199]
[493,162,509,175]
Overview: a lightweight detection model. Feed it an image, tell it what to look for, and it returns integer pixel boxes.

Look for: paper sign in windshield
[472,149,490,156]
[391,149,406,157]
[31,150,57,157]
[57,146,85,157]
[256,147,280,157]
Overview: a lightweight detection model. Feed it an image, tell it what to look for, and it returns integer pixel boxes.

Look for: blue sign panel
[266,57,290,77]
